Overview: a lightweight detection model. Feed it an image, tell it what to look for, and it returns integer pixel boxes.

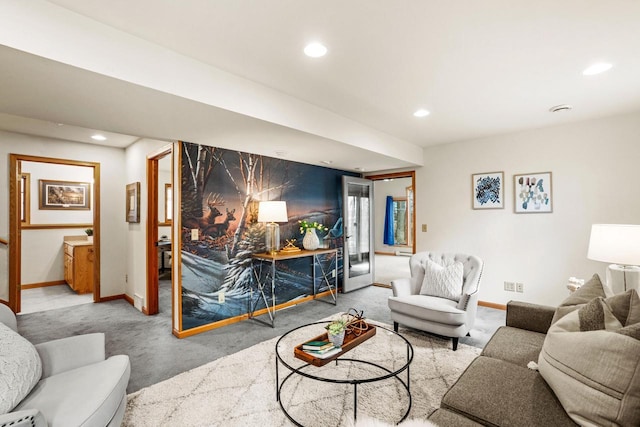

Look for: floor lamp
[258,201,288,254]
[587,224,640,293]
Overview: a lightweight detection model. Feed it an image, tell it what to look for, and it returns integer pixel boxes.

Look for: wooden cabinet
[64,241,94,294]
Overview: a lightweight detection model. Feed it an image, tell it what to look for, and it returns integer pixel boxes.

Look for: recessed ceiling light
[91,134,107,141]
[321,160,333,165]
[304,42,328,58]
[583,62,613,76]
[274,150,288,157]
[413,109,430,118]
[549,104,573,113]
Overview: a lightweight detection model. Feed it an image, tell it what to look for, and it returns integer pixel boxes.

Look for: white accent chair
[388,252,484,350]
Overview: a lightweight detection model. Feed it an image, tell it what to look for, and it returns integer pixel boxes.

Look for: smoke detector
[549,104,573,113]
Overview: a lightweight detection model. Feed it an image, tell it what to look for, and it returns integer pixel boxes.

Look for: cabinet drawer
[64,243,74,257]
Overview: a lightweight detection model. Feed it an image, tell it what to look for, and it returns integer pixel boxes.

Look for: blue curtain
[383,196,395,245]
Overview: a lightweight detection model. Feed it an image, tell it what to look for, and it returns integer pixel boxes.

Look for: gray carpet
[16,282,504,393]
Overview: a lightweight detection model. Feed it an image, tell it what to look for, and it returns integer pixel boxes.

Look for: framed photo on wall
[126,182,141,223]
[471,171,504,209]
[514,172,553,213]
[39,179,91,210]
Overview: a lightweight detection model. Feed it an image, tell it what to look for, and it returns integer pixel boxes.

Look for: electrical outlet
[218,291,225,304]
[422,224,428,232]
[191,229,199,240]
[515,282,524,293]
[504,281,515,292]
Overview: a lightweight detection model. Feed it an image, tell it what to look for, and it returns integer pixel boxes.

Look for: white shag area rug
[123,321,480,427]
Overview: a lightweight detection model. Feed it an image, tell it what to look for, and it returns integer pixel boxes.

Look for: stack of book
[301,340,341,359]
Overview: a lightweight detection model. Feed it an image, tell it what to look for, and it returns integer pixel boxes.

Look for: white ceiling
[1,1,640,170]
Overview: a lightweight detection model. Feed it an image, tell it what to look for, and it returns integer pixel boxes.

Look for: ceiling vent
[549,104,573,113]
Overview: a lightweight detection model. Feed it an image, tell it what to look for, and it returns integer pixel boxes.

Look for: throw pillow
[551,273,613,324]
[0,322,42,414]
[538,290,640,426]
[420,259,464,302]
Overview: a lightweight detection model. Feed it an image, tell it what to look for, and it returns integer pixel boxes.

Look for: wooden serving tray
[294,323,377,367]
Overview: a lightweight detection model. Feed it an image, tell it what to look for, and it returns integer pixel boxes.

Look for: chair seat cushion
[389,295,466,325]
[16,355,130,427]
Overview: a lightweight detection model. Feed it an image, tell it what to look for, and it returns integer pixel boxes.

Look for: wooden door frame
[365,170,417,255]
[145,144,173,316]
[8,154,100,313]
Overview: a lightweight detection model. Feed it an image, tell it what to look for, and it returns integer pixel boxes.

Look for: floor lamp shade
[587,224,640,293]
[258,201,288,253]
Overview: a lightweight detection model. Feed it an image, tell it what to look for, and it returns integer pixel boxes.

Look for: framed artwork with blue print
[472,171,504,209]
[514,172,552,213]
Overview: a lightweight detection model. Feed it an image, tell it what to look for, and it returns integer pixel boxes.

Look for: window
[20,173,30,224]
[164,184,172,223]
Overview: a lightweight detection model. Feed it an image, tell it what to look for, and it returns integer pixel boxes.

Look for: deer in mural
[204,208,236,238]
[183,193,224,231]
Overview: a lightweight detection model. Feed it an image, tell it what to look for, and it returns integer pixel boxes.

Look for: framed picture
[126,182,141,223]
[472,171,504,209]
[514,172,553,213]
[39,180,91,210]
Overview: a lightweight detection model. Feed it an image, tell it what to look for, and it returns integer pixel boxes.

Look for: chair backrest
[409,252,483,297]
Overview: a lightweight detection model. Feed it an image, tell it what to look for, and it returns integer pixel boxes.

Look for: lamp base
[606,264,640,294]
[265,222,280,254]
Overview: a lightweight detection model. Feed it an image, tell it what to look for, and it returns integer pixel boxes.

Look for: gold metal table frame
[250,248,338,327]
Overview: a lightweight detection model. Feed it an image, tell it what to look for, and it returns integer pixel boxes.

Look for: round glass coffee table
[275,321,414,426]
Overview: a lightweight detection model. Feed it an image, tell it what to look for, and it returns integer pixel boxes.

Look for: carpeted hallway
[17,283,505,393]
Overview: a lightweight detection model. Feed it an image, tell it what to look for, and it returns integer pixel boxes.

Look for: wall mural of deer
[183,193,224,232]
[204,208,236,238]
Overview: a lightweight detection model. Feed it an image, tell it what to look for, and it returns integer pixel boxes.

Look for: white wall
[416,112,640,306]
[0,131,127,300]
[373,178,412,253]
[124,138,173,310]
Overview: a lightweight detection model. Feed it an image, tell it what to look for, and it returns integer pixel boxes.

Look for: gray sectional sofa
[0,303,131,427]
[428,301,577,426]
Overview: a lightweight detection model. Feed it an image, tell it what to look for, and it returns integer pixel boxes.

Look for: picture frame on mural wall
[39,179,91,210]
[514,172,553,213]
[126,182,141,223]
[471,171,504,209]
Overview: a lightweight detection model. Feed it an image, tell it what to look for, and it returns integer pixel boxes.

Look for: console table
[250,249,338,327]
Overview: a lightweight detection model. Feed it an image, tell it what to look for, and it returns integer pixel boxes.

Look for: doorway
[366,171,416,287]
[146,145,173,318]
[8,154,100,313]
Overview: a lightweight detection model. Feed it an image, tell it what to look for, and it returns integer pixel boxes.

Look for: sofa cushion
[481,326,546,367]
[16,355,130,427]
[420,259,464,302]
[551,274,612,324]
[427,408,483,426]
[0,323,42,414]
[441,356,576,426]
[538,290,640,426]
[388,295,465,325]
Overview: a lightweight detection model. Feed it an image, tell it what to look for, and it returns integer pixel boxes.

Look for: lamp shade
[258,201,288,223]
[587,224,640,266]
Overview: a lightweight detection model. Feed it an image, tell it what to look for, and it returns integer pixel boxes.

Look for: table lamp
[258,201,288,254]
[587,224,640,293]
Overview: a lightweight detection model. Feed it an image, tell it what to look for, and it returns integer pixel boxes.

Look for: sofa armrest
[390,278,414,297]
[0,409,46,427]
[506,301,556,334]
[35,333,106,378]
[0,303,17,332]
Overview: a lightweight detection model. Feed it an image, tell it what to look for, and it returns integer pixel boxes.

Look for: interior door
[342,176,374,292]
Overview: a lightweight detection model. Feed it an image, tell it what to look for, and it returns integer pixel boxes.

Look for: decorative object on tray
[299,220,328,250]
[325,317,347,347]
[294,308,376,367]
[471,171,504,210]
[280,239,301,253]
[514,172,553,213]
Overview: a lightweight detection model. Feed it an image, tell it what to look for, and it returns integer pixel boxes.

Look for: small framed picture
[39,180,91,210]
[472,172,504,209]
[514,172,552,213]
[126,182,141,223]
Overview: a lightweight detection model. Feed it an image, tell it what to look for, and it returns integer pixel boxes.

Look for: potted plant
[298,220,329,250]
[85,228,93,242]
[325,316,348,347]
